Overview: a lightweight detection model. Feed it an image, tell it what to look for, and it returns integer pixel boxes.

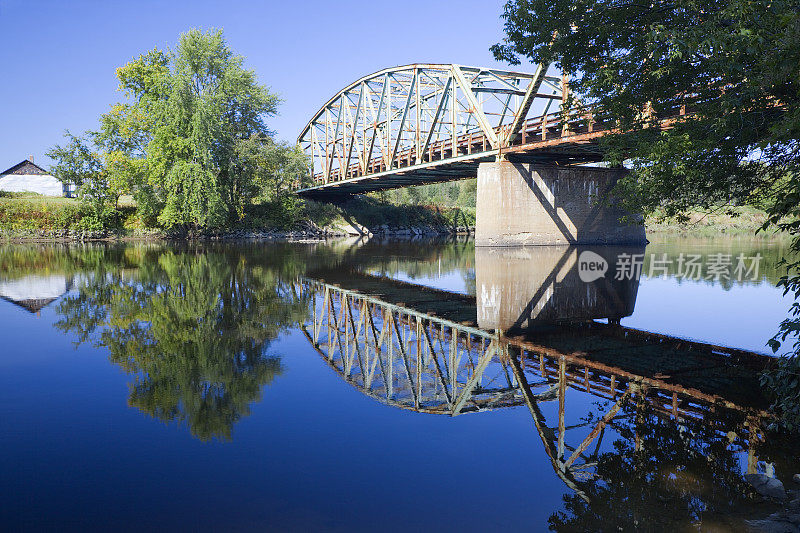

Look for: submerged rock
[747,473,789,501]
[747,508,800,532]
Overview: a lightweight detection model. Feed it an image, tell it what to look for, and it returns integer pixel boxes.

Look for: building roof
[0,296,61,313]
[0,159,51,176]
[0,275,73,314]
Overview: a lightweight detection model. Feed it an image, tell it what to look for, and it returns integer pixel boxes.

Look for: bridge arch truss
[297,63,606,196]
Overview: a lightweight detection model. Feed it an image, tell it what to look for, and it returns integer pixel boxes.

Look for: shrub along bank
[0,193,475,241]
[3,190,785,241]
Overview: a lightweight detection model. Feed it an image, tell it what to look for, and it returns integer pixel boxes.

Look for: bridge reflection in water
[296,245,773,504]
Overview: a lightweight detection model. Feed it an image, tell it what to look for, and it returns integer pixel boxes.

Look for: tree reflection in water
[55,247,308,441]
[5,239,796,527]
[548,399,772,531]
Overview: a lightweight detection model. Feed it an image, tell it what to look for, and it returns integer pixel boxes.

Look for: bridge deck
[297,114,608,198]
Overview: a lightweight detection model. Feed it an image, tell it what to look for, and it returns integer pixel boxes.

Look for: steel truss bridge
[296,63,619,198]
[294,274,772,501]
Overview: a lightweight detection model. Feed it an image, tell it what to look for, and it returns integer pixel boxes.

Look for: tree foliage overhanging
[492,0,800,426]
[493,0,798,221]
[47,29,309,232]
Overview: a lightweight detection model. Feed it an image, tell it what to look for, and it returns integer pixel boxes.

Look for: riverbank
[645,206,776,237]
[0,195,474,243]
[0,192,784,243]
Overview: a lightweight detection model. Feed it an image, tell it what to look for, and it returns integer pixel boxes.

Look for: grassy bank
[1,191,787,241]
[645,206,779,237]
[0,192,475,241]
[301,197,475,234]
[0,193,84,231]
[0,192,142,239]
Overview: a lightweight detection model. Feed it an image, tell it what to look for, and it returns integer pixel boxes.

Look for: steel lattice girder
[297,63,570,187]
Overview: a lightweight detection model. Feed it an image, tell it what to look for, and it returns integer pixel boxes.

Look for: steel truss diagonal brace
[452,65,499,149]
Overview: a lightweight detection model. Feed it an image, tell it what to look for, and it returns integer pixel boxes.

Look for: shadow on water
[0,238,797,529]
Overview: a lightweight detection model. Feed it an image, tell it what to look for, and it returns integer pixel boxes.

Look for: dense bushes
[0,197,82,231]
[319,197,475,231]
[374,179,476,210]
[0,193,127,234]
[239,197,315,231]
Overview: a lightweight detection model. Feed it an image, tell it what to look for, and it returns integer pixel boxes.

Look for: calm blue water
[0,237,795,531]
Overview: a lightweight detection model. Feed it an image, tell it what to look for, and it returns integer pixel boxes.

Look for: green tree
[46,130,120,230]
[107,29,280,230]
[492,0,798,220]
[46,130,103,194]
[236,134,309,202]
[492,0,800,427]
[456,180,476,209]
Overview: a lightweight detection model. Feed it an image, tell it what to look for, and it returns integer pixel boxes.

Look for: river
[0,235,796,531]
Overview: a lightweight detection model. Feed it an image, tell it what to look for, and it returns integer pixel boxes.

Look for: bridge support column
[475,161,646,246]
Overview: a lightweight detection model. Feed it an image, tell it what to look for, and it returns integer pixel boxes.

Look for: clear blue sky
[0,0,523,169]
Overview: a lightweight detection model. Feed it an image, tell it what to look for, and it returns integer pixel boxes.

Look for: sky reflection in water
[0,236,796,531]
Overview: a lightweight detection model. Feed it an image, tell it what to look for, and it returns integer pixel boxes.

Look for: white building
[0,157,70,196]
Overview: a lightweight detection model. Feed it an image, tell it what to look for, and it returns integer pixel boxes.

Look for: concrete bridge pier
[475,161,646,246]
